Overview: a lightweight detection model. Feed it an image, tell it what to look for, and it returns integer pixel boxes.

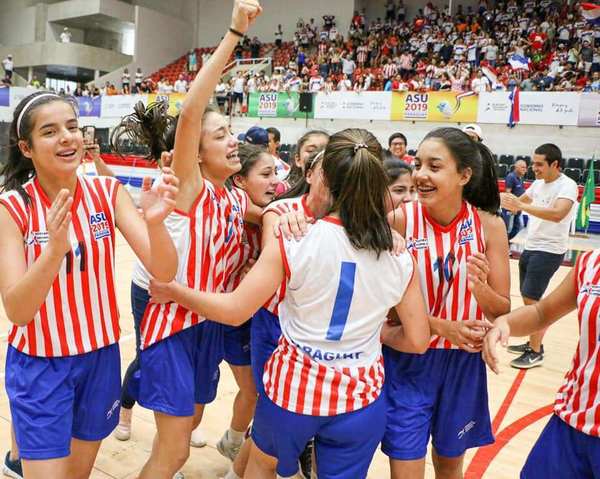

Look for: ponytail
[322,128,393,256]
[422,127,500,214]
[1,92,76,203]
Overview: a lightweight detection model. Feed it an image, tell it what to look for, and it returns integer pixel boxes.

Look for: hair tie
[16,93,62,139]
[353,143,368,153]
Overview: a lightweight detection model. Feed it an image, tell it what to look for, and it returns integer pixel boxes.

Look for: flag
[508,54,530,71]
[581,3,600,26]
[576,158,596,230]
[508,87,520,128]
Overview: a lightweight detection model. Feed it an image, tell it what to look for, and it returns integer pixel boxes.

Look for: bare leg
[243,441,277,479]
[524,297,546,352]
[229,364,257,432]
[432,449,465,479]
[389,457,426,479]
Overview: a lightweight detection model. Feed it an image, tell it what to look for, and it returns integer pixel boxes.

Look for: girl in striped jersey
[384,127,511,479]
[135,2,264,477]
[150,128,431,479]
[0,92,178,478]
[483,249,600,478]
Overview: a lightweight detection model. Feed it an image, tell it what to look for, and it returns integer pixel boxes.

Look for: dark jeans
[120,282,149,409]
[502,209,523,240]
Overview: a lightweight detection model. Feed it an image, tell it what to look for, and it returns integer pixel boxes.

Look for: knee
[157,438,190,470]
[432,454,463,478]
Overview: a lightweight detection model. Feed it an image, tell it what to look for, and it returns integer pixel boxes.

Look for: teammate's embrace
[149,128,430,479]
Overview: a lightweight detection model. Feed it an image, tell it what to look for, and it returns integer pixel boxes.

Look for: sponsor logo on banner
[257,92,278,116]
[477,92,580,125]
[147,93,184,116]
[314,92,391,120]
[101,94,148,117]
[403,93,428,119]
[77,96,102,117]
[578,93,600,127]
[392,91,478,122]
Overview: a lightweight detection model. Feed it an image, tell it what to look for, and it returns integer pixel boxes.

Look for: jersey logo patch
[580,283,600,297]
[25,231,49,246]
[458,219,474,245]
[89,212,111,240]
[407,237,429,251]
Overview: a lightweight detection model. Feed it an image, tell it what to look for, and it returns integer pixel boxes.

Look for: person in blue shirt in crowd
[503,159,528,240]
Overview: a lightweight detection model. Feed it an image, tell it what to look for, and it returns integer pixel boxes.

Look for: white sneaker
[113,407,132,441]
[190,425,207,448]
[173,473,185,479]
[216,430,242,461]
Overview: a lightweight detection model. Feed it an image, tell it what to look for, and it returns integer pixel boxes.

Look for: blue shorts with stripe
[521,414,600,479]
[6,343,121,460]
[382,347,494,460]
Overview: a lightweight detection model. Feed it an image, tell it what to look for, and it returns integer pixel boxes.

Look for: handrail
[223,56,272,76]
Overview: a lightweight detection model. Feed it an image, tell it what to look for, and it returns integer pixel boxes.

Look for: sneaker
[3,452,23,479]
[507,341,530,355]
[173,473,184,479]
[216,430,242,461]
[114,407,132,441]
[510,347,544,369]
[299,440,313,479]
[190,426,207,448]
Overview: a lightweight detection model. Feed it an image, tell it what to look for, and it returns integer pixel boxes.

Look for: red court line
[465,403,555,478]
[491,369,527,434]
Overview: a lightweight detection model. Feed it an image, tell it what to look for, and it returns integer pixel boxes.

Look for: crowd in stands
[6,1,599,98]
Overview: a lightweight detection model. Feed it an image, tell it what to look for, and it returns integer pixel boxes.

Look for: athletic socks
[227,427,245,446]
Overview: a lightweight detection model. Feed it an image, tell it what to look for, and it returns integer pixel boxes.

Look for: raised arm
[149,233,284,326]
[172,0,262,206]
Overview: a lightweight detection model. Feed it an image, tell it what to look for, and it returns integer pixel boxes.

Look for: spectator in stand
[250,36,261,58]
[232,71,245,116]
[187,49,197,73]
[388,133,413,164]
[502,159,527,242]
[28,76,41,89]
[134,67,143,92]
[2,54,14,83]
[174,73,188,94]
[122,68,131,94]
[60,27,72,43]
[275,24,283,47]
[265,127,291,181]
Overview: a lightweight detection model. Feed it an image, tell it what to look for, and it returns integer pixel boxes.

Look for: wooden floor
[0,233,585,479]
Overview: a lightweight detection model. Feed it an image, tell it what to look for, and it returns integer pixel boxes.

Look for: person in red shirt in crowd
[388,133,414,164]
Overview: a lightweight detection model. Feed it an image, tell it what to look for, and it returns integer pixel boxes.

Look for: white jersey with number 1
[264,217,414,416]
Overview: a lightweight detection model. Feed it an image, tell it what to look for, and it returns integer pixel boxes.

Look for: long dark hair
[422,127,500,214]
[110,101,178,162]
[383,157,412,184]
[322,128,393,256]
[1,92,78,203]
[286,129,330,187]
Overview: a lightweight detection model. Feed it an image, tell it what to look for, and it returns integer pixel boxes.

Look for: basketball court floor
[0,230,597,479]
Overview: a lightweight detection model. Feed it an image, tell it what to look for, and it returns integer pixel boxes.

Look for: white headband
[16,93,62,139]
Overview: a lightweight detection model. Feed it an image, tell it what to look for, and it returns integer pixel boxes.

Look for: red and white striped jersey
[261,194,315,315]
[404,201,485,349]
[0,176,120,357]
[555,249,600,437]
[264,217,414,416]
[141,180,248,349]
[224,223,261,292]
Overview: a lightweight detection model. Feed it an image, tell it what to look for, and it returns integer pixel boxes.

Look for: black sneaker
[3,452,23,479]
[299,439,314,479]
[510,347,544,369]
[507,341,530,355]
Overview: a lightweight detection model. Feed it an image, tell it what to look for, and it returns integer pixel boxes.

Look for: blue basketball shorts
[222,320,252,366]
[138,322,220,415]
[252,394,387,479]
[382,347,494,460]
[521,414,600,479]
[250,307,281,393]
[6,343,121,460]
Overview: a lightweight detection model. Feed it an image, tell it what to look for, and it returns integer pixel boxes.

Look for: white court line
[0,332,136,380]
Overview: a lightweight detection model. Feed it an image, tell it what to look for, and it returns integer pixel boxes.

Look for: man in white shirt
[2,54,14,82]
[173,74,188,94]
[501,144,578,369]
[232,71,246,116]
[60,27,72,43]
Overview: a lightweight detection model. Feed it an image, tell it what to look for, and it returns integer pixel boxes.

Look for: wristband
[229,27,245,38]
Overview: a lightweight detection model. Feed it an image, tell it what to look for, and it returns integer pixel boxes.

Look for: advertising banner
[578,93,600,127]
[0,88,8,107]
[391,91,479,123]
[101,94,148,118]
[247,92,313,119]
[477,91,580,125]
[76,96,102,117]
[147,93,185,116]
[9,87,38,107]
[313,92,391,120]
